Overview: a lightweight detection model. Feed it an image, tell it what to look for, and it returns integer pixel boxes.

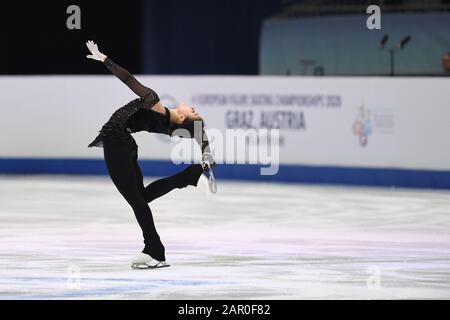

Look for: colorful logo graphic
[353,104,372,146]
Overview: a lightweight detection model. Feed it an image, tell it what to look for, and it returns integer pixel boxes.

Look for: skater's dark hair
[171,118,204,138]
[169,117,209,154]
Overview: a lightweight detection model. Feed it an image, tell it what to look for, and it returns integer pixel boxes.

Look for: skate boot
[131,253,170,269]
[201,152,217,194]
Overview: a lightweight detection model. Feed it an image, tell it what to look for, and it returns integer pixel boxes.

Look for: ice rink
[0,175,449,300]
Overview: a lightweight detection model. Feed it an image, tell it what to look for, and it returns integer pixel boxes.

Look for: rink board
[0,76,449,188]
[1,158,449,189]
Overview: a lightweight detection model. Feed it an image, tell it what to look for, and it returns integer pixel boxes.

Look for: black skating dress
[88,57,209,153]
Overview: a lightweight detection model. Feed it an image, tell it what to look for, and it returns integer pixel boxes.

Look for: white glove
[202,152,216,169]
[86,40,107,62]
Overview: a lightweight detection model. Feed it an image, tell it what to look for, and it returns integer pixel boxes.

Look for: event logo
[352,104,372,147]
[159,94,179,109]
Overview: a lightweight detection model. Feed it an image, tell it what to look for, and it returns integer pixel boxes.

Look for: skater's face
[174,102,202,123]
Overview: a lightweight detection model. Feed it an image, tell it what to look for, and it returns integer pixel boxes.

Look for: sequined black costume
[88,58,208,261]
[88,58,209,151]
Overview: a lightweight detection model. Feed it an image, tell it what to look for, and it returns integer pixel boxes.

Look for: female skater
[85,40,216,269]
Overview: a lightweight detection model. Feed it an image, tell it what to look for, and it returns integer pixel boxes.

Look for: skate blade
[208,173,217,194]
[131,263,170,270]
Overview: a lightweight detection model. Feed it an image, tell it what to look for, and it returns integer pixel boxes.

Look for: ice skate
[131,253,170,269]
[201,153,217,194]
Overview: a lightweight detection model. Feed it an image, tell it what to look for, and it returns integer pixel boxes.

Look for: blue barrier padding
[0,158,449,189]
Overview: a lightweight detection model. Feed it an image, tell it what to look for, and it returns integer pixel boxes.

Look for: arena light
[379,34,389,49]
[378,34,412,76]
[398,35,411,50]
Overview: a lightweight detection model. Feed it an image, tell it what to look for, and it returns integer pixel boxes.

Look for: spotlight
[397,35,411,50]
[378,34,412,76]
[379,34,389,49]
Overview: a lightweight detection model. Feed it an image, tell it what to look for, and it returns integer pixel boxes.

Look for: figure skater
[85,40,216,269]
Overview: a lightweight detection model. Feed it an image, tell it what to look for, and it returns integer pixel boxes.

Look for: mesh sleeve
[104,57,160,106]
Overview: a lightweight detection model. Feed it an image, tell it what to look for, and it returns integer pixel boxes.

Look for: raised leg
[142,164,204,203]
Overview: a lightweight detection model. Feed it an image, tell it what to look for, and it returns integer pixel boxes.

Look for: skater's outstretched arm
[184,120,215,167]
[199,131,215,167]
[85,40,160,107]
[196,126,212,156]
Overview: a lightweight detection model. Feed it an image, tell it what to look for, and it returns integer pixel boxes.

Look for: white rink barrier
[0,76,449,188]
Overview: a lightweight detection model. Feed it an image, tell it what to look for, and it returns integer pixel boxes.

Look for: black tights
[103,137,203,261]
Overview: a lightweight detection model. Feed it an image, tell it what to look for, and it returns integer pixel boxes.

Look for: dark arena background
[0,0,450,303]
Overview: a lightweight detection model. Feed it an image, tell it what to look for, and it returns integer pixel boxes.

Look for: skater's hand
[202,152,216,169]
[86,40,107,62]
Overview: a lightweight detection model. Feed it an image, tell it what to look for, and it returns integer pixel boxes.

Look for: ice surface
[0,175,449,299]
